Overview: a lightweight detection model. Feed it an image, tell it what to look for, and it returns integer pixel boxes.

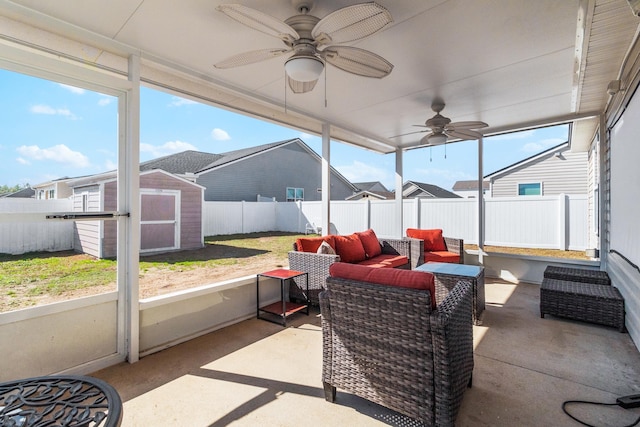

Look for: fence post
[558,193,567,250]
[363,198,371,230]
[414,198,420,229]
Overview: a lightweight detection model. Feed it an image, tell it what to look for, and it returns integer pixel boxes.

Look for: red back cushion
[296,235,336,253]
[329,262,436,308]
[333,234,367,263]
[406,228,446,251]
[355,229,382,258]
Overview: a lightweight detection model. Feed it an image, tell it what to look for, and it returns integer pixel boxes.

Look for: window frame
[517,182,542,196]
[286,187,304,202]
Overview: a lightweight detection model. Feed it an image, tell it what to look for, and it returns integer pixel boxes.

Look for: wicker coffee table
[416,262,485,325]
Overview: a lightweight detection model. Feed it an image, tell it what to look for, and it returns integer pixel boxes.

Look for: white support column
[395,147,404,237]
[321,123,330,236]
[558,193,567,250]
[478,136,484,263]
[121,54,141,363]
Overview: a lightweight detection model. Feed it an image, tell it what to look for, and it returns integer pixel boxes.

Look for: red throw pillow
[296,235,335,253]
[355,229,382,258]
[333,234,367,263]
[406,228,446,251]
[329,262,436,308]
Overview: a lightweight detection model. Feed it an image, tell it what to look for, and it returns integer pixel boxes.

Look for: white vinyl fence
[0,194,588,255]
[0,199,74,255]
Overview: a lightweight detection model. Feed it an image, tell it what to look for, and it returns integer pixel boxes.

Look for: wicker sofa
[288,229,415,305]
[320,263,474,426]
[406,228,464,265]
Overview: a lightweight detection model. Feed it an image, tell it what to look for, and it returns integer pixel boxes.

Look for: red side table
[257,269,309,326]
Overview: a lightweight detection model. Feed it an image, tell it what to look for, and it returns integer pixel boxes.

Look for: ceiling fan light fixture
[284,55,324,82]
[428,134,448,145]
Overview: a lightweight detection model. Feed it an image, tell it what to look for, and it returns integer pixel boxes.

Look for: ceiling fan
[395,99,489,146]
[214,1,394,94]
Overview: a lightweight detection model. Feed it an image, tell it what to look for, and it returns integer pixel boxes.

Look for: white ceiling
[1,0,638,153]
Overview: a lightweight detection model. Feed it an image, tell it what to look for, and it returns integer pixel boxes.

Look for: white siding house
[486,142,588,197]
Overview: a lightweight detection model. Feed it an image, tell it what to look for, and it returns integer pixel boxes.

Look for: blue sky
[1,68,568,191]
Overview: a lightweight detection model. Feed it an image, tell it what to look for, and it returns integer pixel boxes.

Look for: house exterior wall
[72,185,102,258]
[489,147,588,197]
[587,136,600,252]
[196,142,353,201]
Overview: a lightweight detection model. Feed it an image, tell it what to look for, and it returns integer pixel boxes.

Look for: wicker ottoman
[543,266,611,285]
[540,278,625,332]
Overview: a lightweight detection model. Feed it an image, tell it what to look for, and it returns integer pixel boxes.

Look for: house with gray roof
[452,180,490,198]
[141,138,357,202]
[484,142,587,197]
[402,181,461,199]
[347,181,395,200]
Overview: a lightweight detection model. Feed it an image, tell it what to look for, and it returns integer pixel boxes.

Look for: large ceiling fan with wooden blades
[393,98,489,145]
[214,1,394,94]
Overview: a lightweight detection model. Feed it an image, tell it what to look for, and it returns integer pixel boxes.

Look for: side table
[257,269,309,326]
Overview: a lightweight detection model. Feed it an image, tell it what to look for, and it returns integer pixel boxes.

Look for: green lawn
[0,232,305,312]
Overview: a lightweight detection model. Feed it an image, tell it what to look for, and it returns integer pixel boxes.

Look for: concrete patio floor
[93,279,640,426]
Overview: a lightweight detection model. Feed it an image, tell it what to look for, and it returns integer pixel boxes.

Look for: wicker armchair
[288,237,413,306]
[320,276,474,426]
[410,235,464,266]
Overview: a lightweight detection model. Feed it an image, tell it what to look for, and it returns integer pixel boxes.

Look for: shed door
[140,190,180,252]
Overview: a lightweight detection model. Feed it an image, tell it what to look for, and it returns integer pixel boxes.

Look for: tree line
[0,184,30,195]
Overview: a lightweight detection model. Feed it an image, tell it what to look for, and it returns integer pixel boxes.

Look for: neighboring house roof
[65,138,357,193]
[139,151,222,175]
[402,181,461,199]
[67,169,205,189]
[345,190,395,200]
[484,141,569,179]
[0,187,35,198]
[32,176,79,189]
[452,180,490,191]
[352,181,389,192]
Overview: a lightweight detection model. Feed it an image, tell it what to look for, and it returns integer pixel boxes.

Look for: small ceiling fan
[214,1,394,93]
[394,98,488,146]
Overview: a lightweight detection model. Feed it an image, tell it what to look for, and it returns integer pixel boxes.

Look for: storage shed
[68,169,204,258]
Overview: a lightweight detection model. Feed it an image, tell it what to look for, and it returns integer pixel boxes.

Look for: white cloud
[488,129,536,141]
[58,84,86,95]
[16,157,30,165]
[30,104,78,120]
[211,128,231,141]
[98,97,113,106]
[140,140,198,158]
[104,159,117,171]
[170,96,198,107]
[16,144,90,168]
[522,138,566,153]
[299,132,318,141]
[336,160,391,185]
[414,167,475,190]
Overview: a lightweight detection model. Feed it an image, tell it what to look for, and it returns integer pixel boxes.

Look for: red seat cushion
[296,235,336,253]
[374,254,409,268]
[406,228,447,251]
[333,233,367,263]
[355,229,382,258]
[329,262,436,308]
[424,251,460,263]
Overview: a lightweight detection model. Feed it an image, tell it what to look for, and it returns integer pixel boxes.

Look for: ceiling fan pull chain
[444,142,447,159]
[324,66,328,108]
[284,71,288,114]
[430,146,432,162]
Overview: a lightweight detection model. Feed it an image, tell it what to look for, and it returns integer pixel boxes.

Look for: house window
[48,189,55,199]
[82,194,88,212]
[518,183,541,196]
[286,187,304,201]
